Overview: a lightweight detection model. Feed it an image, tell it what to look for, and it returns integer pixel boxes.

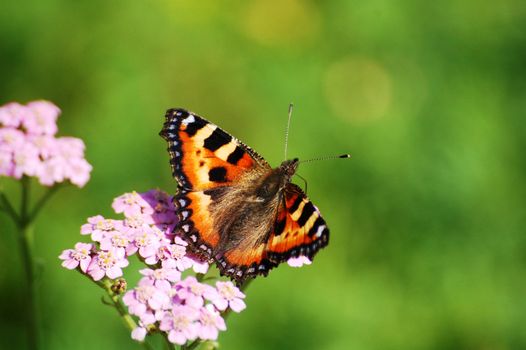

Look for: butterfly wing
[265,183,329,262]
[160,108,270,191]
[218,183,329,284]
[160,108,272,265]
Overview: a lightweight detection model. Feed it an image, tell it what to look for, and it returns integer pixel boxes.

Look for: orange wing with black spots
[160,108,270,191]
[160,108,271,267]
[174,189,219,258]
[265,184,329,262]
[214,183,329,284]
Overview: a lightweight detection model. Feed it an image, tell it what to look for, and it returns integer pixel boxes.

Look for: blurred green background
[1,0,526,349]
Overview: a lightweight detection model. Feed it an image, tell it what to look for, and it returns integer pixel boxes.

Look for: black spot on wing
[274,218,286,236]
[184,118,207,137]
[227,146,245,165]
[297,201,315,227]
[204,128,231,151]
[208,167,227,182]
[289,196,303,214]
[308,216,325,237]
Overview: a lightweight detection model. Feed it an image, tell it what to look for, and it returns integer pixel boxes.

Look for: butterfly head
[279,158,299,180]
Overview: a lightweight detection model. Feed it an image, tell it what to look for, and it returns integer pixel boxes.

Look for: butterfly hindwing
[266,184,329,262]
[174,189,219,259]
[214,184,329,284]
[160,108,270,191]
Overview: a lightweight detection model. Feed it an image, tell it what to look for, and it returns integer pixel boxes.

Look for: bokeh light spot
[242,0,320,47]
[323,56,392,123]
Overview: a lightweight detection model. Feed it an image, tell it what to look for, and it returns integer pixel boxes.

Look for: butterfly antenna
[284,103,293,160]
[300,154,351,164]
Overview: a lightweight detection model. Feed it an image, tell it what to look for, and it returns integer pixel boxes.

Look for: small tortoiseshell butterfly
[160,108,331,285]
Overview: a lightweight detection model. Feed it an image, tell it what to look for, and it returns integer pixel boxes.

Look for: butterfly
[160,108,330,285]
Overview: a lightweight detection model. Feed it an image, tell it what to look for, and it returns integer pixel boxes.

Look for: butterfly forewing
[160,108,270,191]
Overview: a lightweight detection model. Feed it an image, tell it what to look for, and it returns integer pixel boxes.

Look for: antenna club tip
[340,154,351,158]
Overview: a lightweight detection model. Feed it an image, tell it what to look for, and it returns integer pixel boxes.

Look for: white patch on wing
[315,224,326,237]
[182,115,196,125]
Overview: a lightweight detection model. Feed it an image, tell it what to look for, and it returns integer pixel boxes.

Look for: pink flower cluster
[125,273,245,344]
[60,189,246,345]
[0,100,92,187]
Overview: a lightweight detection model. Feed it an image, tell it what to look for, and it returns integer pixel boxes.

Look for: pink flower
[123,277,171,314]
[131,225,163,260]
[131,326,147,341]
[0,102,27,128]
[87,248,129,281]
[147,238,195,271]
[175,276,217,309]
[0,149,13,177]
[59,243,94,273]
[37,157,65,185]
[99,230,134,256]
[190,259,209,274]
[55,137,86,159]
[112,191,151,218]
[29,134,56,158]
[197,305,226,341]
[12,141,40,178]
[0,128,25,148]
[0,100,92,187]
[287,256,312,267]
[140,189,178,224]
[81,216,123,242]
[61,189,250,346]
[63,156,92,187]
[36,137,92,187]
[23,100,60,135]
[212,281,246,312]
[140,267,181,291]
[159,305,199,345]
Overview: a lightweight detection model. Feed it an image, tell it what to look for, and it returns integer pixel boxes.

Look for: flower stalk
[18,179,38,350]
[0,177,64,350]
[1,100,93,350]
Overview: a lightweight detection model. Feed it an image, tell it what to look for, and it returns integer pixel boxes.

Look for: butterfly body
[160,108,329,285]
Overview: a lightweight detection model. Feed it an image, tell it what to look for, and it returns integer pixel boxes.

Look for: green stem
[19,224,38,350]
[221,279,253,322]
[97,280,154,350]
[18,177,39,350]
[28,184,61,222]
[185,340,201,350]
[0,191,20,224]
[162,335,176,350]
[100,280,137,333]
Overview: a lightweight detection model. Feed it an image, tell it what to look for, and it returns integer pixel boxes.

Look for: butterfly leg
[294,173,308,194]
